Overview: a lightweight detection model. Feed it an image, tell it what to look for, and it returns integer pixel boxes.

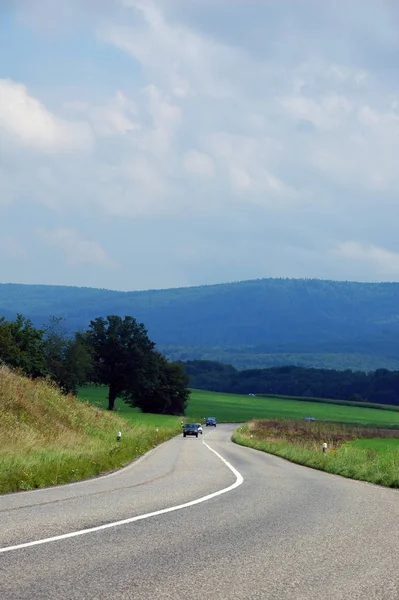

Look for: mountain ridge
[1,278,399,372]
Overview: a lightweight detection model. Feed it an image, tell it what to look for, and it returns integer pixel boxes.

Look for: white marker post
[117,431,122,442]
[322,442,327,454]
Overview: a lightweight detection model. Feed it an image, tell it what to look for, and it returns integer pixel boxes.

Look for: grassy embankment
[0,367,181,494]
[232,420,399,488]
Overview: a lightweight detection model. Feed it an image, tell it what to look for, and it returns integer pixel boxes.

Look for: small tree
[0,314,47,377]
[62,332,94,394]
[43,317,67,384]
[161,359,190,415]
[43,317,93,394]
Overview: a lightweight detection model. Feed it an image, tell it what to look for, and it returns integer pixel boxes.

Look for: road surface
[1,425,398,599]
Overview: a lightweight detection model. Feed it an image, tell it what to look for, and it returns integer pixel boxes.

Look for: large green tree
[85,315,189,413]
[86,315,157,411]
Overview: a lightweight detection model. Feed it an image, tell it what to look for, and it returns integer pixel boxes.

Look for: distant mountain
[1,278,399,371]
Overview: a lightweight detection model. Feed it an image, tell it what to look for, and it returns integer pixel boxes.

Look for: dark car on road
[183,423,199,438]
[206,417,217,427]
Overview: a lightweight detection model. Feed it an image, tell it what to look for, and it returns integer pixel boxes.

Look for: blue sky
[1,0,399,291]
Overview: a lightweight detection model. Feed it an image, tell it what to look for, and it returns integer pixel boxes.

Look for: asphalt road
[1,425,398,599]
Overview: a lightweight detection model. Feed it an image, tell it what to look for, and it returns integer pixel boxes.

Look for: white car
[196,423,203,434]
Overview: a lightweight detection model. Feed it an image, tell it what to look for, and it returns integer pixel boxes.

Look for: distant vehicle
[206,417,217,427]
[196,423,203,434]
[183,423,199,438]
[248,393,256,396]
[304,416,315,422]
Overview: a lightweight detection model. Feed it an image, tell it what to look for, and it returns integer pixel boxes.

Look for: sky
[1,0,399,291]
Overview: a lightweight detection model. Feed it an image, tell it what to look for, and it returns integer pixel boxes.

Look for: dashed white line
[0,438,243,554]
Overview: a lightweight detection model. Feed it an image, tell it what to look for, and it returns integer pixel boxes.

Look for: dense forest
[1,278,399,371]
[183,360,399,406]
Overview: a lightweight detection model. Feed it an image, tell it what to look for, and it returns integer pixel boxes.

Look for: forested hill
[1,278,399,371]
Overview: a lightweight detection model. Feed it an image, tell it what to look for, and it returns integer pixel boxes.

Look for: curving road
[1,425,398,599]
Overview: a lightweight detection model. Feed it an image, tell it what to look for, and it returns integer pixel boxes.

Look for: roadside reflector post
[322,442,327,453]
[117,431,122,442]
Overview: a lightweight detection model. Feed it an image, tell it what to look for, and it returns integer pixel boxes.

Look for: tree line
[161,344,399,372]
[182,360,399,406]
[0,314,189,414]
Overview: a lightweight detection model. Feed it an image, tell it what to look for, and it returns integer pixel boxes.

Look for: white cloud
[183,150,214,178]
[230,167,252,192]
[0,236,26,260]
[205,133,292,200]
[307,102,399,190]
[333,241,399,278]
[278,93,353,131]
[102,0,244,99]
[0,79,92,152]
[65,92,139,137]
[95,157,168,217]
[326,64,368,83]
[141,84,182,155]
[38,228,116,268]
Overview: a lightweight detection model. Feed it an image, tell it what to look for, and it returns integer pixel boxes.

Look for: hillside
[1,278,399,371]
[0,366,179,493]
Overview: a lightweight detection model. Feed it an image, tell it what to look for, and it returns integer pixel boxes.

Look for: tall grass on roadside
[0,366,181,494]
[232,419,399,488]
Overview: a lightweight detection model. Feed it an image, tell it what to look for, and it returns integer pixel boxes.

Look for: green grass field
[257,393,399,412]
[78,386,399,428]
[349,437,399,451]
[188,389,399,428]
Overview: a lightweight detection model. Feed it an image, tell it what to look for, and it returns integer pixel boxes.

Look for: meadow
[79,386,399,428]
[188,389,399,427]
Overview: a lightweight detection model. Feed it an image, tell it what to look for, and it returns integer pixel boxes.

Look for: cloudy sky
[1,0,399,291]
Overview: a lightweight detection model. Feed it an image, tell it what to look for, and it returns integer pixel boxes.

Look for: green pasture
[349,437,399,451]
[188,389,399,427]
[78,386,399,428]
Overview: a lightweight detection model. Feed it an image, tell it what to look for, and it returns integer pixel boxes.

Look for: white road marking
[0,438,243,554]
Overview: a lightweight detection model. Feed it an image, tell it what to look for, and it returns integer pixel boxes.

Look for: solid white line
[0,438,243,554]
